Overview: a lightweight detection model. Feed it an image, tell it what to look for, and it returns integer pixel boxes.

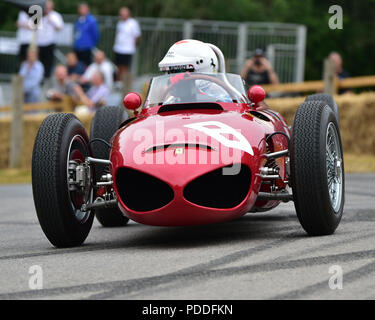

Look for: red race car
[32,40,344,247]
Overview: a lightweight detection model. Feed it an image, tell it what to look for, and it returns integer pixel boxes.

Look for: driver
[158,39,232,104]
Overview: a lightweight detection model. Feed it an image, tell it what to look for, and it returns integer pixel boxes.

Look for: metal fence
[0,15,306,83]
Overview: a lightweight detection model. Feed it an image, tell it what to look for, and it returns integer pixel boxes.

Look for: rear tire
[290,101,345,236]
[32,114,94,247]
[90,106,130,227]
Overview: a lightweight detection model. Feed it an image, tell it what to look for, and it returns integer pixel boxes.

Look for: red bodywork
[110,101,290,226]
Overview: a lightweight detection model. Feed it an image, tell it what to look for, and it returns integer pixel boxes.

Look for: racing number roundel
[184,121,254,156]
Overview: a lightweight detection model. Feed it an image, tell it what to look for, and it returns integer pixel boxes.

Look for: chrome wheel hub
[67,135,93,223]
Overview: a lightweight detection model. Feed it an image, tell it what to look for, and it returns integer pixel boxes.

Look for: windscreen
[144,72,247,108]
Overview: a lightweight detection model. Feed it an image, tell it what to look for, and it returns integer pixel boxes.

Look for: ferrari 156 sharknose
[32,40,344,247]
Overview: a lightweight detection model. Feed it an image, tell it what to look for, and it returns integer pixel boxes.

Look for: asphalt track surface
[0,173,374,300]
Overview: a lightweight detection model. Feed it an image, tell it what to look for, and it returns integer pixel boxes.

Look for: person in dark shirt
[329,52,349,80]
[47,65,77,101]
[241,49,279,86]
[66,52,86,81]
[329,52,351,94]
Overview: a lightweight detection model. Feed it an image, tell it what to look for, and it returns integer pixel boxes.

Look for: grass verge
[0,169,31,184]
[344,154,375,173]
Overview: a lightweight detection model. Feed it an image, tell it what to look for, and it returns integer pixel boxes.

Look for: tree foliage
[1,0,374,80]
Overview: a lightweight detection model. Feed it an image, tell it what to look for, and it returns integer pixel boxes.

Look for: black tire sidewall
[32,114,94,247]
[89,106,130,227]
[90,106,128,182]
[291,102,345,235]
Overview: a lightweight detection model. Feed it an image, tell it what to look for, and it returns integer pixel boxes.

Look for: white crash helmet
[158,39,219,73]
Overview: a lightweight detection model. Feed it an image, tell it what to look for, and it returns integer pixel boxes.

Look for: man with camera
[241,48,279,86]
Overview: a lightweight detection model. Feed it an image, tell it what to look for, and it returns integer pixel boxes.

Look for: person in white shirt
[16,11,33,62]
[81,50,114,91]
[113,7,141,82]
[37,0,64,78]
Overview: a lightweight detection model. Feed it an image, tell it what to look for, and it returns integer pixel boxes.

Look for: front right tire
[290,100,345,236]
[90,106,130,227]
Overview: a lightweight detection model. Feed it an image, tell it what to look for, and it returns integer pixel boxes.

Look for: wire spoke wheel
[325,122,343,213]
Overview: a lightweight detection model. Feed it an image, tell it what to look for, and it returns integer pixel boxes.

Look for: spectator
[46,65,76,101]
[66,52,86,81]
[19,48,44,103]
[16,10,33,62]
[113,7,141,84]
[241,49,279,86]
[37,0,64,79]
[0,86,4,106]
[74,3,100,67]
[74,71,109,111]
[329,52,349,80]
[81,50,114,90]
[329,52,350,94]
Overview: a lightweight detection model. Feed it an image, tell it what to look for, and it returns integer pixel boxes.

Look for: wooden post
[122,72,133,95]
[9,75,24,169]
[323,57,338,95]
